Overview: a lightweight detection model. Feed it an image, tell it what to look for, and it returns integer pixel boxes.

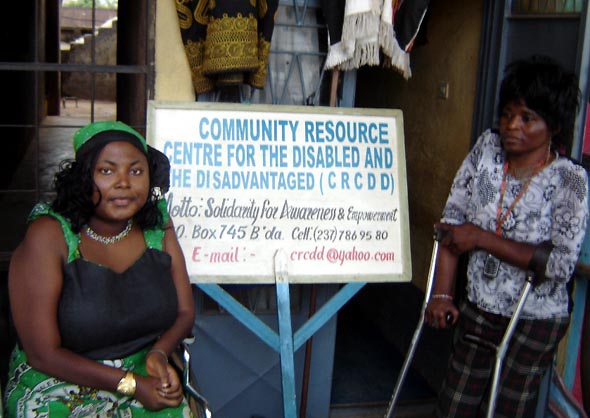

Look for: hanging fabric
[319,0,347,68]
[387,0,430,78]
[323,0,430,79]
[175,0,279,96]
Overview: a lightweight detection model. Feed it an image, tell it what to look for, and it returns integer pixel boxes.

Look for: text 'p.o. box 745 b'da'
[147,101,411,284]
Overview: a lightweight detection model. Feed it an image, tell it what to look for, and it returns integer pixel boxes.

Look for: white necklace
[85,219,133,245]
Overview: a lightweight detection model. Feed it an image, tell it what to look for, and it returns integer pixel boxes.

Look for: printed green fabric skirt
[3,346,194,418]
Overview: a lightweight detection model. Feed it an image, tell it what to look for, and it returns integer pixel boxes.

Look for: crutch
[384,228,450,418]
[384,232,533,418]
[463,272,533,418]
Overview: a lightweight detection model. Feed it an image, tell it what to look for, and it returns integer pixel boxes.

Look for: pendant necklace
[484,148,551,279]
[85,219,133,245]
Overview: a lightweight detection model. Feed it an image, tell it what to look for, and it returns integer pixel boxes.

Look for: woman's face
[499,99,552,160]
[91,141,150,222]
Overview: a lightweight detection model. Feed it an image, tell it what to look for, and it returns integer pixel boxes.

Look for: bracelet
[148,348,169,362]
[431,293,453,301]
[116,371,136,396]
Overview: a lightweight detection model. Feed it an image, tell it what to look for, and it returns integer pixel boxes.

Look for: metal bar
[278,55,298,104]
[196,283,280,351]
[196,280,364,417]
[181,341,212,416]
[147,0,156,101]
[274,22,325,29]
[293,282,365,351]
[270,50,325,57]
[486,280,533,418]
[0,62,147,73]
[385,236,441,418]
[34,1,40,202]
[90,1,97,122]
[275,250,298,418]
[309,62,327,106]
[91,0,97,66]
[295,55,308,105]
[195,281,364,416]
[0,190,38,195]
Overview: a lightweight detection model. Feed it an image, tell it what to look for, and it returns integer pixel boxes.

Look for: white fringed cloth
[324,0,430,79]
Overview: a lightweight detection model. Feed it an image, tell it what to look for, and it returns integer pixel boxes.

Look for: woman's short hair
[51,138,164,234]
[497,55,580,150]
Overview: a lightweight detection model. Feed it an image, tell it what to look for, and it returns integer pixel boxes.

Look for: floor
[329,287,436,417]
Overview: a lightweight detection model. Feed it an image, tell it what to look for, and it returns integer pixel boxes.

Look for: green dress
[4,202,194,418]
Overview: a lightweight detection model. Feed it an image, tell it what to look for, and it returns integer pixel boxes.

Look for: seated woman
[4,121,196,417]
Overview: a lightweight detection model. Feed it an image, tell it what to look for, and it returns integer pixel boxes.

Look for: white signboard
[147,101,411,283]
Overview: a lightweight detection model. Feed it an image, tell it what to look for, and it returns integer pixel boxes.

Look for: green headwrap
[73,121,148,156]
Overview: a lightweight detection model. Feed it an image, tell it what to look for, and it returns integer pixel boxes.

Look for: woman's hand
[436,222,484,255]
[146,350,170,385]
[134,370,184,410]
[145,350,183,401]
[425,298,459,329]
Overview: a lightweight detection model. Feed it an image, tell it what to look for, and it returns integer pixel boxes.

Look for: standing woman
[4,121,196,417]
[426,55,589,417]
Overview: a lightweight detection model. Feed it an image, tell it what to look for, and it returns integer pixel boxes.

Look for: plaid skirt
[435,301,569,418]
[3,346,194,418]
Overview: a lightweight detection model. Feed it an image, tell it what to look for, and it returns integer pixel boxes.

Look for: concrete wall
[154,0,194,102]
[62,22,117,101]
[356,0,483,291]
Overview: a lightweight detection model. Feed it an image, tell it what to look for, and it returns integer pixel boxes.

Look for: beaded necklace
[495,150,551,236]
[84,219,133,245]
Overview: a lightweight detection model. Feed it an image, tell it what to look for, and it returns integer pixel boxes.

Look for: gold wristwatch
[116,371,136,396]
